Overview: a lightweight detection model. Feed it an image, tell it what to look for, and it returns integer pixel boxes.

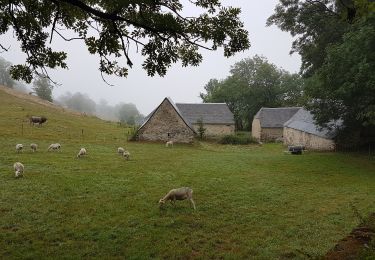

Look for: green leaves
[1,0,249,82]
[200,56,304,130]
[32,75,53,102]
[270,0,375,143]
[305,13,375,129]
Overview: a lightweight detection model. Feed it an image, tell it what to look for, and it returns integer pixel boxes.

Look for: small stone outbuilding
[283,108,338,150]
[252,107,301,141]
[176,103,235,137]
[137,97,235,143]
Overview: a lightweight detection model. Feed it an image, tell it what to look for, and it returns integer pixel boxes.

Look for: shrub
[219,133,258,145]
[127,126,139,141]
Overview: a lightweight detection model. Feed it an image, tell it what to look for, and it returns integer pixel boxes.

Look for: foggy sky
[1,0,300,115]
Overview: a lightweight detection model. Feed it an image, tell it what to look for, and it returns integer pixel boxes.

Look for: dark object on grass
[288,145,305,155]
[30,116,47,126]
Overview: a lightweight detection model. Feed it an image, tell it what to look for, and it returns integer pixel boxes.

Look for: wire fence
[335,142,375,159]
[18,122,133,143]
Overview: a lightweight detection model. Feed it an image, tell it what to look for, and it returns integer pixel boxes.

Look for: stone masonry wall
[251,119,261,140]
[283,127,335,150]
[138,99,194,143]
[192,124,235,137]
[261,128,283,142]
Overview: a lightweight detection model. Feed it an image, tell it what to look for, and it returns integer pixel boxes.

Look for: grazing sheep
[30,143,38,152]
[13,162,24,178]
[77,148,87,158]
[15,144,23,153]
[118,147,125,155]
[165,141,174,147]
[159,187,196,210]
[47,143,61,151]
[123,150,130,160]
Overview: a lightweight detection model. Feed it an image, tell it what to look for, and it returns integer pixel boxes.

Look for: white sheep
[15,144,23,153]
[118,147,125,155]
[47,143,61,151]
[159,187,196,210]
[13,162,24,178]
[77,148,87,158]
[123,150,130,160]
[165,141,174,147]
[30,143,38,152]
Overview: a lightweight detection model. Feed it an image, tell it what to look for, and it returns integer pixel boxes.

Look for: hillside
[0,85,126,141]
[0,85,374,259]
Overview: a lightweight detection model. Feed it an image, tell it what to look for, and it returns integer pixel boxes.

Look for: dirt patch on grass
[325,213,375,260]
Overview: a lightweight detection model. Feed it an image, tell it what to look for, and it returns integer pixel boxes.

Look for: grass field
[1,87,374,259]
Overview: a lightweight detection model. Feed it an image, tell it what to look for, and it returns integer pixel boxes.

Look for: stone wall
[138,99,194,143]
[261,128,283,141]
[252,119,283,142]
[192,123,235,137]
[283,127,335,150]
[251,119,261,140]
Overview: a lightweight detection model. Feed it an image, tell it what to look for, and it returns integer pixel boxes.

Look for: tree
[32,76,53,102]
[116,103,143,125]
[200,55,304,129]
[305,13,375,141]
[57,92,96,114]
[269,0,375,144]
[267,0,350,77]
[0,57,15,88]
[1,1,250,83]
[196,118,206,140]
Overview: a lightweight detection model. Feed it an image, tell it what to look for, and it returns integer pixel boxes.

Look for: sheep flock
[11,141,195,210]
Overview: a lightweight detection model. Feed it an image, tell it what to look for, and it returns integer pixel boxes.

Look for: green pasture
[0,89,374,259]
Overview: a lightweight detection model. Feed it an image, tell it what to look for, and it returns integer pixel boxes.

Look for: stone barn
[251,107,301,141]
[137,97,235,143]
[176,103,235,137]
[283,108,338,150]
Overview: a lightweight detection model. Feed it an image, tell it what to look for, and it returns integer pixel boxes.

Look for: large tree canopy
[268,0,375,144]
[1,0,250,83]
[305,13,375,135]
[267,0,374,77]
[200,55,304,129]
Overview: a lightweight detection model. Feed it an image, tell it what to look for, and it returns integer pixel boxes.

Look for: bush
[127,126,139,141]
[219,133,258,145]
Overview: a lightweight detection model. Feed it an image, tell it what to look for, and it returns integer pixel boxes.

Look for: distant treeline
[0,57,29,93]
[55,92,144,125]
[0,56,143,125]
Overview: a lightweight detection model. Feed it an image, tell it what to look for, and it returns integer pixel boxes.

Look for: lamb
[165,141,174,147]
[77,148,87,158]
[30,143,38,152]
[15,144,23,153]
[118,147,125,155]
[123,150,130,160]
[13,162,24,178]
[47,143,61,151]
[159,187,196,210]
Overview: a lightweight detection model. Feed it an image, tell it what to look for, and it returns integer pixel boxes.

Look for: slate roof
[175,103,235,125]
[284,108,340,139]
[254,107,301,128]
